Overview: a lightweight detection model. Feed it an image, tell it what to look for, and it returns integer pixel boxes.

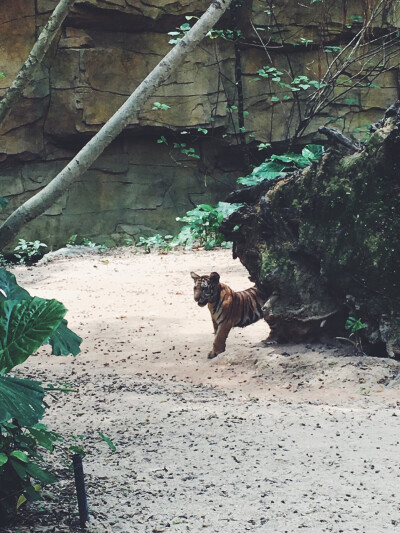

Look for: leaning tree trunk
[221,102,400,358]
[0,0,76,124]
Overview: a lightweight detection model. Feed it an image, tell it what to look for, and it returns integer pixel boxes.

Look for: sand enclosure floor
[3,248,400,532]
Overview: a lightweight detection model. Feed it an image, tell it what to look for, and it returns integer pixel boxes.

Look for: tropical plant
[175,202,243,249]
[0,269,82,523]
[136,234,174,253]
[237,144,325,187]
[136,202,243,252]
[66,234,107,250]
[336,316,367,354]
[14,239,47,264]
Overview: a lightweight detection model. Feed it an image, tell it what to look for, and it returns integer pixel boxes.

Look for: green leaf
[324,45,342,53]
[24,483,43,501]
[197,204,215,212]
[16,494,27,510]
[344,98,358,106]
[152,102,171,111]
[0,297,67,373]
[98,430,116,452]
[47,319,82,356]
[28,425,60,451]
[0,375,45,425]
[0,452,8,466]
[10,457,28,479]
[25,462,57,484]
[10,450,29,463]
[0,269,31,301]
[302,144,325,162]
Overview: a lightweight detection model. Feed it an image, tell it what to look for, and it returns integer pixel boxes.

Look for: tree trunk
[0,0,232,250]
[221,102,400,358]
[0,0,76,124]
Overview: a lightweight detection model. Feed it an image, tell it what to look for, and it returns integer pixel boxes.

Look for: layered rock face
[0,0,399,247]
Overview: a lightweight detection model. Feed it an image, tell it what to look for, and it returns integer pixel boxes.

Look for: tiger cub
[191,271,266,359]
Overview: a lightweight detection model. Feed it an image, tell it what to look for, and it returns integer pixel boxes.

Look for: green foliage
[207,28,242,40]
[237,144,325,186]
[251,66,325,93]
[0,269,82,357]
[173,143,200,159]
[258,142,271,151]
[345,316,367,336]
[324,45,342,53]
[156,136,201,160]
[137,234,174,253]
[168,22,191,44]
[97,431,116,452]
[137,203,243,252]
[14,239,47,265]
[66,234,107,251]
[152,102,171,111]
[0,297,66,373]
[175,202,243,250]
[156,136,168,145]
[337,316,367,353]
[0,420,60,521]
[0,270,81,522]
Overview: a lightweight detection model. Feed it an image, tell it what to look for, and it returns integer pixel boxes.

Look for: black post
[72,454,90,528]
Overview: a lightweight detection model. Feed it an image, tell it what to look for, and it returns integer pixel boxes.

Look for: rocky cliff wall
[0,0,399,248]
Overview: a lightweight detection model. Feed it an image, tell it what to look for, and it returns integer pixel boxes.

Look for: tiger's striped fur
[191,271,266,359]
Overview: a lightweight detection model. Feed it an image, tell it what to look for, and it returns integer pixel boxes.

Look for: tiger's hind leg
[208,323,232,360]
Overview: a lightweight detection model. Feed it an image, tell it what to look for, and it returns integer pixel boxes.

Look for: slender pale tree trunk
[0,0,76,124]
[0,0,232,250]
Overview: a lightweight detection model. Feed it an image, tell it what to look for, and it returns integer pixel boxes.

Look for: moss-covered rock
[222,103,400,357]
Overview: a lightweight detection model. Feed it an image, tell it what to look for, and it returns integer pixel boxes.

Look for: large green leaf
[0,297,67,373]
[0,375,45,426]
[0,269,31,301]
[47,319,82,356]
[0,268,81,357]
[25,462,57,484]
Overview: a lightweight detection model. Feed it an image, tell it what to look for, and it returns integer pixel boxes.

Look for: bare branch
[318,126,361,153]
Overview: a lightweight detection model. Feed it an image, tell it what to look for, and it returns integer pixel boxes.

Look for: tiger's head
[190,271,220,307]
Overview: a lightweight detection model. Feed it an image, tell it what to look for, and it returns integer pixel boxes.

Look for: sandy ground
[3,247,400,532]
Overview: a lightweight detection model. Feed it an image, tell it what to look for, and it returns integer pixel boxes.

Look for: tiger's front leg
[208,323,232,360]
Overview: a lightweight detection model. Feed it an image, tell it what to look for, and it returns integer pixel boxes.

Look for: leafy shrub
[0,269,82,523]
[175,202,243,250]
[237,144,325,187]
[137,234,174,253]
[136,203,243,252]
[14,239,47,265]
[336,316,367,354]
[66,234,107,250]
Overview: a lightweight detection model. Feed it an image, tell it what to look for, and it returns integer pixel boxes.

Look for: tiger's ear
[209,272,220,285]
[190,272,200,280]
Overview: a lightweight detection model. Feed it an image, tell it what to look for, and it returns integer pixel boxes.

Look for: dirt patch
[2,248,400,532]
